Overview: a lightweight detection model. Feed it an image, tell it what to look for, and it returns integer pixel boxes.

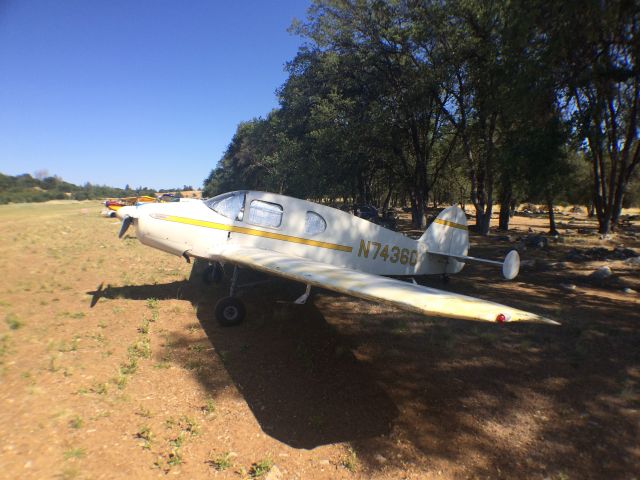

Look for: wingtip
[515,313,561,326]
[537,317,561,326]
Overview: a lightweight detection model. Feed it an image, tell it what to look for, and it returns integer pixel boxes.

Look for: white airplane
[115,190,558,326]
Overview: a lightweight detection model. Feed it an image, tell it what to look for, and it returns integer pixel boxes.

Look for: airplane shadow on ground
[89,258,640,478]
[89,259,398,450]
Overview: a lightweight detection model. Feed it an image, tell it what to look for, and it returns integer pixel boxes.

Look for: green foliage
[209,451,233,471]
[249,458,273,478]
[63,447,85,460]
[202,0,640,232]
[0,172,156,204]
[5,313,23,330]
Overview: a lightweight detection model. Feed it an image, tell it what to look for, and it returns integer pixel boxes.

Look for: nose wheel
[214,265,245,326]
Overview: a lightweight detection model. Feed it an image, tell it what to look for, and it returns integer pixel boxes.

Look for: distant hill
[0,173,156,204]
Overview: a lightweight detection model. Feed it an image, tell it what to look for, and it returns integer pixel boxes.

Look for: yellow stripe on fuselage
[158,214,353,252]
[433,218,468,230]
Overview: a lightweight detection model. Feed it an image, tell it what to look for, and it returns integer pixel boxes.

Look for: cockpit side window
[205,192,245,220]
[304,211,326,235]
[247,200,283,228]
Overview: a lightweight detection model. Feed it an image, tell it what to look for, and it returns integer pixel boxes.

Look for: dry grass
[0,200,638,479]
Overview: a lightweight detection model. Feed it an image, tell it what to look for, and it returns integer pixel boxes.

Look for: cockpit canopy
[205,191,246,220]
[204,191,328,236]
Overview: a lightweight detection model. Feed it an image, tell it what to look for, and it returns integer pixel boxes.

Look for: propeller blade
[118,215,133,238]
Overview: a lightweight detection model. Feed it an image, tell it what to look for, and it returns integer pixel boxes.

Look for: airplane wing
[208,246,558,325]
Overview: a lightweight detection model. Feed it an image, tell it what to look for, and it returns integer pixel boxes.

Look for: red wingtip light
[496,313,506,324]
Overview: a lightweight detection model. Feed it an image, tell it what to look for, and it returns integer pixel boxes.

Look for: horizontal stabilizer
[429,249,520,280]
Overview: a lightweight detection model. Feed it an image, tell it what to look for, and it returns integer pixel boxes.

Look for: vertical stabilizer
[419,206,469,274]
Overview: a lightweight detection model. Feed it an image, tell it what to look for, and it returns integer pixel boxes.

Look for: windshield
[205,192,246,220]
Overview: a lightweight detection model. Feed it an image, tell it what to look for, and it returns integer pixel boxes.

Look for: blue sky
[0,0,311,190]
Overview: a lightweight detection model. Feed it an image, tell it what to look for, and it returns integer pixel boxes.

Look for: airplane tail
[419,205,520,279]
[419,206,470,274]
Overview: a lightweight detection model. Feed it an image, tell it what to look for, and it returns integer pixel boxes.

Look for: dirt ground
[0,200,638,480]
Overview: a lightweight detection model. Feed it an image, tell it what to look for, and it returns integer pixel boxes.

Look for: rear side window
[247,200,283,228]
[304,211,326,235]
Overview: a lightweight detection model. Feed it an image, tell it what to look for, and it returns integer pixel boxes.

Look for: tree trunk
[498,187,512,231]
[413,189,426,230]
[498,205,510,231]
[547,196,558,236]
[382,187,393,216]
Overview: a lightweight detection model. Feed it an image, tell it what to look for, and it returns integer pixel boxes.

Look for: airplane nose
[116,206,140,239]
[115,205,136,220]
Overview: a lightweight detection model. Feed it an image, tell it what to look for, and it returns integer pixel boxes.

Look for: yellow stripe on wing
[157,214,353,252]
[433,218,468,230]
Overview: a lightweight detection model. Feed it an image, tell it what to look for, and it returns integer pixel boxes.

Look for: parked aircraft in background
[103,196,156,217]
[114,191,558,326]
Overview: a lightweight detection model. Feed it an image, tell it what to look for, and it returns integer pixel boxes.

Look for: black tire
[215,297,245,327]
[202,262,224,284]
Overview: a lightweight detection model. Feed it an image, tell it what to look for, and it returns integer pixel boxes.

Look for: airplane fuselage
[126,191,458,276]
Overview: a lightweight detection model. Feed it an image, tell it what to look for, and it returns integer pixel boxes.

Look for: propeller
[118,215,133,238]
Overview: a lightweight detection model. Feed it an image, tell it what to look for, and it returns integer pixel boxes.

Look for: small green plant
[136,425,153,442]
[138,319,150,334]
[249,459,273,478]
[202,398,216,416]
[340,447,359,473]
[167,449,182,466]
[68,415,83,429]
[180,415,200,436]
[48,355,60,372]
[146,298,159,310]
[188,343,206,352]
[136,406,152,418]
[184,359,204,371]
[169,432,185,448]
[113,371,128,389]
[165,417,177,429]
[0,334,10,359]
[5,313,23,330]
[91,382,108,395]
[91,332,106,344]
[135,425,154,449]
[209,451,233,471]
[128,338,151,359]
[120,358,138,375]
[63,447,85,460]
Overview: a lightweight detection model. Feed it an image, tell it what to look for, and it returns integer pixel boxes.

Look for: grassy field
[0,200,638,479]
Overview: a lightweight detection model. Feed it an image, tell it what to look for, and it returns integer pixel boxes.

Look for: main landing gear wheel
[202,262,224,284]
[215,297,245,327]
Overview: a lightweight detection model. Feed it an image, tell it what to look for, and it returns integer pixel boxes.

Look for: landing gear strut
[202,262,224,284]
[214,265,246,327]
